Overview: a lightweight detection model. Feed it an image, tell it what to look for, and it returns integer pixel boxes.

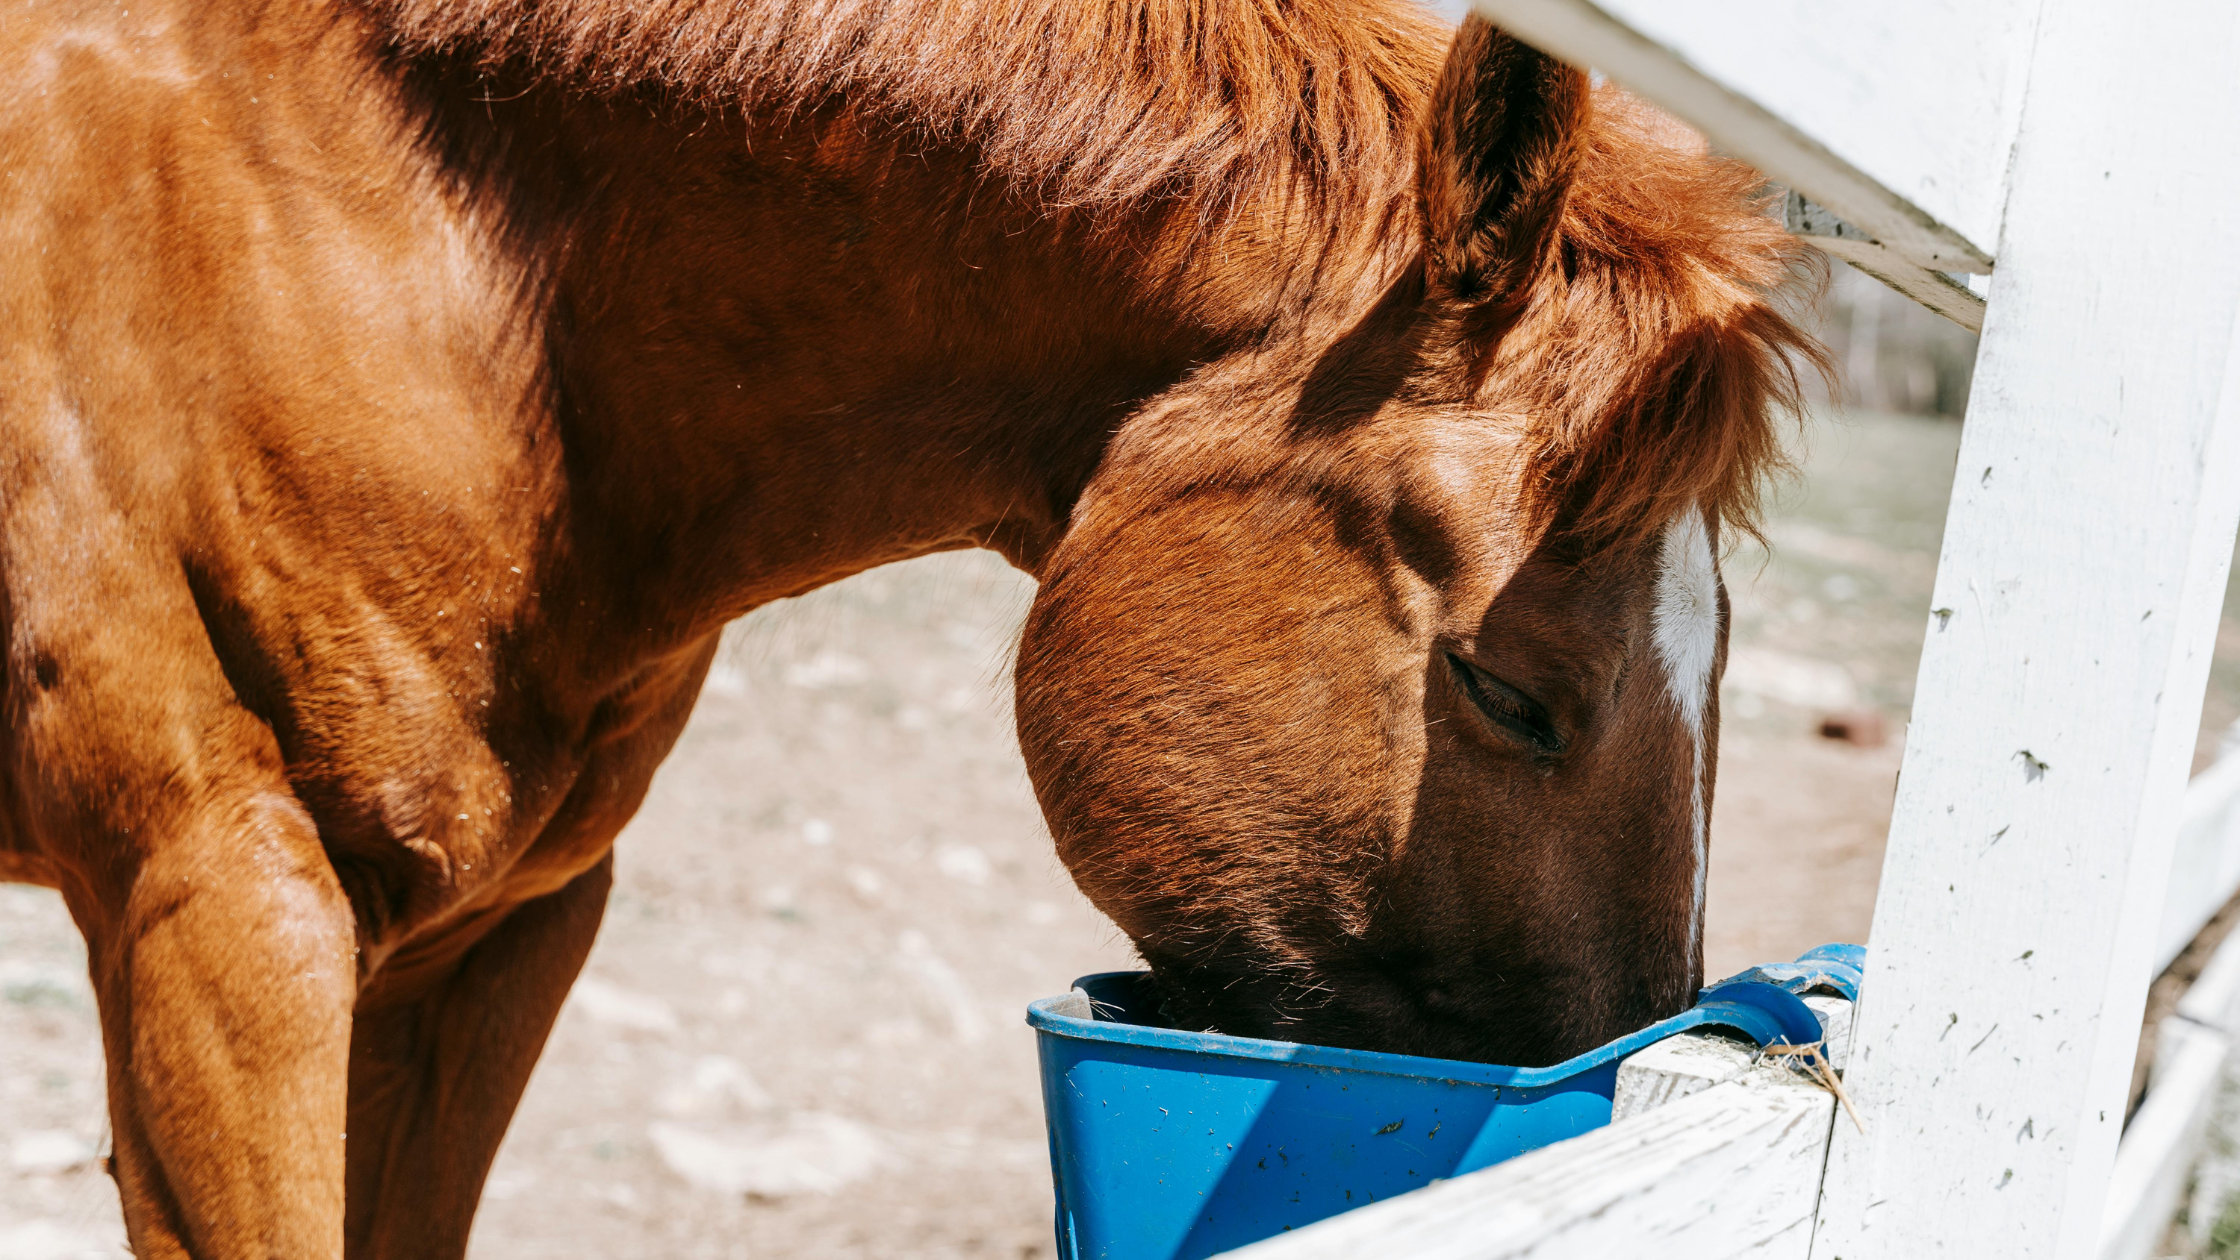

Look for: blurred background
[1807,260,1979,422]
[7,211,2229,1260]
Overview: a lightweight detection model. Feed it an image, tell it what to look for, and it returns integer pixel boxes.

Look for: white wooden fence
[1222,1,2240,1256]
[1215,754,2240,1259]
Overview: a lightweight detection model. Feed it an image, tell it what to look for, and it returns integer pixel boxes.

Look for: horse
[0,0,1822,1253]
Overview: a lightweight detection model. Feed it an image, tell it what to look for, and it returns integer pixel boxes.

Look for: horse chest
[284,628,715,963]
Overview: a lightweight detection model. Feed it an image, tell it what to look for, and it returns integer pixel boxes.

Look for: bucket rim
[1026,945,1859,1090]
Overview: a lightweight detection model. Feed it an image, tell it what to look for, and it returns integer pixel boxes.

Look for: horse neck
[456,102,1180,620]
[442,84,1407,640]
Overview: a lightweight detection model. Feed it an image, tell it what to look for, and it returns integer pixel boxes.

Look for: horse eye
[1445,654,1566,755]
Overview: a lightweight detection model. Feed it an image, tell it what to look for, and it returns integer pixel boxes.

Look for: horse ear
[1417,18,1591,316]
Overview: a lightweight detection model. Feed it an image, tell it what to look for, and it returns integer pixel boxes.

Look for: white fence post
[1808,3,2240,1254]
[1443,4,2240,1255]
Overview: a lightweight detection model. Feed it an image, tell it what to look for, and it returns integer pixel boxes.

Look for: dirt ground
[7,408,2238,1258]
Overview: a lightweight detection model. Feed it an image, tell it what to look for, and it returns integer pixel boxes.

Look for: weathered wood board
[1810,2,2240,1254]
[1214,1063,1834,1260]
[1218,1002,1856,1260]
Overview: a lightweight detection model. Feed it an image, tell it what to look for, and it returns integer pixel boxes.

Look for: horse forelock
[1495,94,1832,553]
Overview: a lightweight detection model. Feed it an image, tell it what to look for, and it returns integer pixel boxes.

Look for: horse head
[1014,19,1823,1066]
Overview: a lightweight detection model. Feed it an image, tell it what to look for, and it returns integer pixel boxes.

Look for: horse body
[0,0,1206,949]
[0,1,1817,1254]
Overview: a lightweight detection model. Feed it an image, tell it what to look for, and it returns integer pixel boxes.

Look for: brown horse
[0,0,1820,1254]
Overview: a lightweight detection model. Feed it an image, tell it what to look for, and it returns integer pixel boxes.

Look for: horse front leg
[344,855,612,1260]
[71,795,358,1259]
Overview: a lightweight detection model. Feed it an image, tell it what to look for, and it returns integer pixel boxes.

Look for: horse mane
[367,0,1451,233]
[368,0,1823,545]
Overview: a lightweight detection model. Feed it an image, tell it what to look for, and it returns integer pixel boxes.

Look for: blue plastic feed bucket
[1029,944,1863,1260]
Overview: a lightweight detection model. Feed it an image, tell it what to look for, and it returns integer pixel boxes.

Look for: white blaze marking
[1652,509,1719,950]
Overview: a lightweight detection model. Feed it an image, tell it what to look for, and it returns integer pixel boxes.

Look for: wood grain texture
[1782,194,1986,332]
[1612,1033,1754,1123]
[1224,1003,1855,1259]
[1803,995,1855,1073]
[1467,0,2029,272]
[1811,2,2240,1254]
[1213,1063,1834,1260]
[1796,236,1984,334]
[1612,996,1854,1125]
